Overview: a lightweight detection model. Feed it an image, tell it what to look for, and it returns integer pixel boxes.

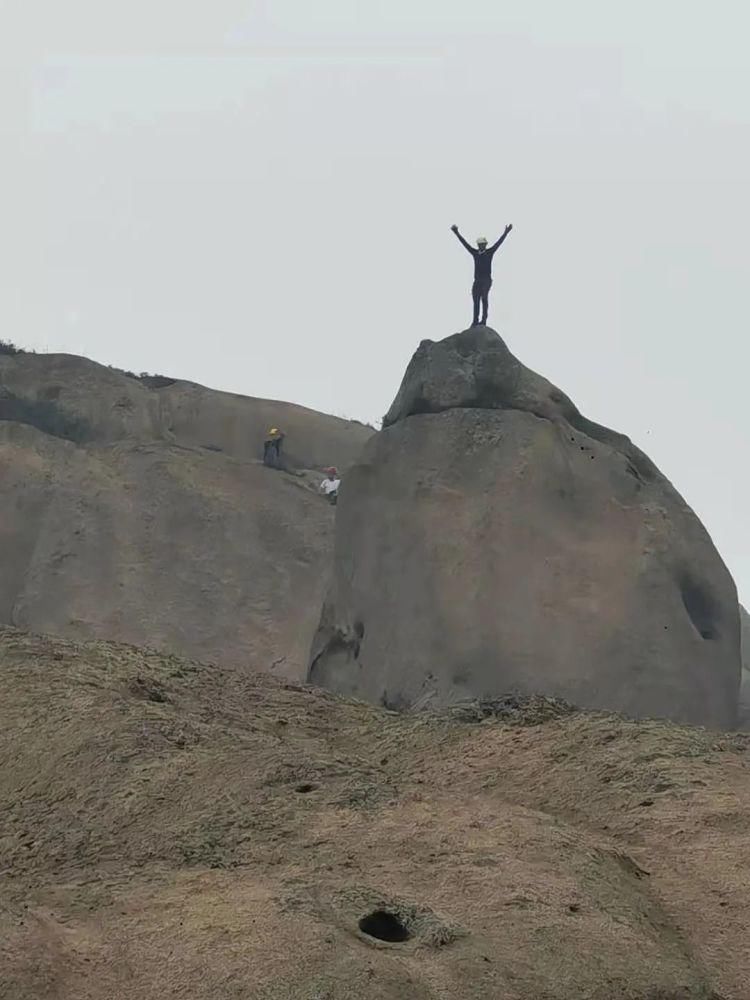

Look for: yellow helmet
[269,427,279,435]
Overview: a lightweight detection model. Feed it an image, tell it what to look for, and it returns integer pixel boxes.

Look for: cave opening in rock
[680,576,718,640]
[358,910,411,943]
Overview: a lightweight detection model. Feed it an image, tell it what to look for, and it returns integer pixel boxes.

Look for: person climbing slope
[263,427,285,469]
[451,223,513,327]
[319,467,340,505]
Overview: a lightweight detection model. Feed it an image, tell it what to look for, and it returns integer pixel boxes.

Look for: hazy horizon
[2,1,748,600]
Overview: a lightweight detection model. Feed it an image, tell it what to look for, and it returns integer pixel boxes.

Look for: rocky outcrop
[0,350,369,470]
[310,327,741,728]
[741,606,750,728]
[0,351,372,675]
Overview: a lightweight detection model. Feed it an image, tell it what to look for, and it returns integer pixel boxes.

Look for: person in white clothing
[319,467,341,505]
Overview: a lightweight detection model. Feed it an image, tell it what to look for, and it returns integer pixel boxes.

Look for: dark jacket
[454,231,509,284]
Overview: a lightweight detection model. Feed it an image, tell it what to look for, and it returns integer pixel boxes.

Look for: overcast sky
[1,1,748,599]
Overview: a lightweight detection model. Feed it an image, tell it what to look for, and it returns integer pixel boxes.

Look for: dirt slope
[2,628,748,999]
[0,351,372,675]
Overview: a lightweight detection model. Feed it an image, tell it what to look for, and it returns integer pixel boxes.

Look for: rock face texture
[0,350,369,469]
[741,606,750,728]
[0,350,372,675]
[310,327,740,728]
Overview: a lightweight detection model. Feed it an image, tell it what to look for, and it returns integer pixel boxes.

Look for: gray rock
[384,326,660,484]
[310,327,741,729]
[0,351,372,677]
[741,606,750,728]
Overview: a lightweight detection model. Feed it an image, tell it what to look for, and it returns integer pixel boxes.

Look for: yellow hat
[269,427,278,435]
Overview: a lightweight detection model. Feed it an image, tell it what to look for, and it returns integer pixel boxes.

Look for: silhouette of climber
[451,224,513,327]
[263,427,285,469]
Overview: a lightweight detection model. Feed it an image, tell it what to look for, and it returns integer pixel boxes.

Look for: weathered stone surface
[741,606,750,728]
[0,351,372,676]
[0,350,369,470]
[310,327,741,728]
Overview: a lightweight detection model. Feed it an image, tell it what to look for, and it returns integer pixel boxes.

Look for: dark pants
[472,279,492,326]
[263,440,282,468]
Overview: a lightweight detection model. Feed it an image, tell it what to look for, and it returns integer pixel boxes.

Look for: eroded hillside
[1,628,748,999]
[0,350,371,675]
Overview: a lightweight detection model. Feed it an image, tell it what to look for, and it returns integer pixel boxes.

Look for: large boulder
[309,327,741,728]
[741,606,750,728]
[0,350,372,676]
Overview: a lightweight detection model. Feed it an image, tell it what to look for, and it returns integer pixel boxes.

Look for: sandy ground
[1,627,747,999]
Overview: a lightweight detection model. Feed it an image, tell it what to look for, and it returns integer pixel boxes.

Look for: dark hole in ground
[358,910,411,943]
[295,783,318,794]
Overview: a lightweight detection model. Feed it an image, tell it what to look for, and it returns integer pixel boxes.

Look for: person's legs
[477,279,492,325]
[480,286,489,325]
[471,282,481,326]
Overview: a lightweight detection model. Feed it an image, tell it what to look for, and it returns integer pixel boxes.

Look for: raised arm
[450,224,474,254]
[490,224,513,253]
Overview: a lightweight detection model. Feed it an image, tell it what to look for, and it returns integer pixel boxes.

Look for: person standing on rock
[451,224,513,327]
[263,427,285,469]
